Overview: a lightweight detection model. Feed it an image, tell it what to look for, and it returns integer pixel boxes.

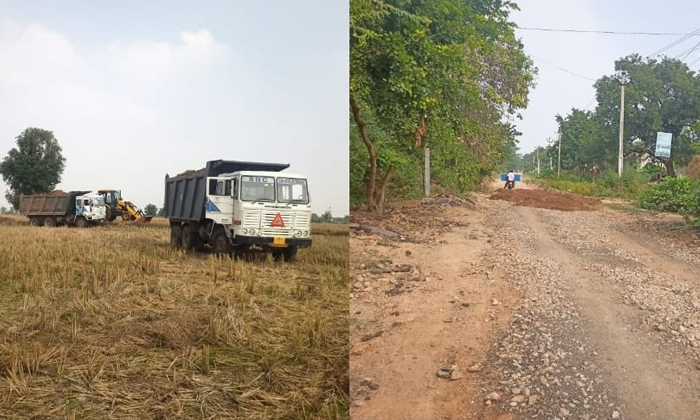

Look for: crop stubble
[0,218,349,420]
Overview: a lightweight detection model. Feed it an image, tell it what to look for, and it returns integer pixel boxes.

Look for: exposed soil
[175,168,205,177]
[48,189,67,196]
[350,180,700,420]
[489,188,600,211]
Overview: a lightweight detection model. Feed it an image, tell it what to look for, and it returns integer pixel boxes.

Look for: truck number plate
[273,237,286,246]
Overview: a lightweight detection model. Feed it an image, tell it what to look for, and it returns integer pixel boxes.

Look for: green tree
[350,0,535,212]
[157,205,166,217]
[0,206,7,214]
[594,54,700,175]
[321,210,333,223]
[144,203,157,217]
[555,109,612,172]
[0,128,66,210]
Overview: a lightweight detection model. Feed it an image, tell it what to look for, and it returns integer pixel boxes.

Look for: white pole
[618,83,625,177]
[558,132,562,178]
[424,146,430,197]
[616,70,630,178]
[537,148,541,175]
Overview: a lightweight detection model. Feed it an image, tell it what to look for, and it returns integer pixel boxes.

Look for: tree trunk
[350,95,378,212]
[374,165,394,212]
[664,158,676,177]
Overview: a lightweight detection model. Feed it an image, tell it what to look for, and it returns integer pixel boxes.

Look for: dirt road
[350,184,700,420]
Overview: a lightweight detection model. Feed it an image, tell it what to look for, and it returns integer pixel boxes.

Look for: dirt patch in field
[488,189,600,211]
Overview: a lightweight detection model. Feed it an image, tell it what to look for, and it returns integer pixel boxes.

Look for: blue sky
[0,0,349,215]
[511,0,700,154]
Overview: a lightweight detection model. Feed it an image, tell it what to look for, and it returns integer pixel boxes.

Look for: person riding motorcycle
[504,169,515,189]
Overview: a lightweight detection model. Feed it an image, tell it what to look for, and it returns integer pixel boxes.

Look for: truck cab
[206,171,312,256]
[165,160,313,261]
[75,193,106,224]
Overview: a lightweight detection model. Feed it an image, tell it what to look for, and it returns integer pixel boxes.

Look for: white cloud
[107,29,228,82]
[0,21,83,86]
[0,21,230,209]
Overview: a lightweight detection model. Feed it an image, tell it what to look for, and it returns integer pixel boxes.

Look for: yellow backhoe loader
[98,189,153,223]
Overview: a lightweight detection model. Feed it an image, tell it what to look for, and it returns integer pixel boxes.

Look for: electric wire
[647,26,700,57]
[516,27,696,36]
[529,54,596,81]
[675,39,700,61]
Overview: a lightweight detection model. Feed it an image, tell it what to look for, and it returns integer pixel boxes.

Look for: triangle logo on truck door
[271,212,285,227]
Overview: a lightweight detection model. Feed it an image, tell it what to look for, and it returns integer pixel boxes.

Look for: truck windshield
[276,178,309,204]
[241,176,275,202]
[94,197,104,206]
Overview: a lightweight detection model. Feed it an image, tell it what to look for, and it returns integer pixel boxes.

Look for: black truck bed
[164,160,289,222]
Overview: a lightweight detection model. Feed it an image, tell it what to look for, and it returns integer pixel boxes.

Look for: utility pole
[550,156,553,171]
[615,70,631,178]
[557,130,562,178]
[537,148,541,175]
[424,145,430,197]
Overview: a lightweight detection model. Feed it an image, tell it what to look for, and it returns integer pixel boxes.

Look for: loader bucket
[135,215,153,224]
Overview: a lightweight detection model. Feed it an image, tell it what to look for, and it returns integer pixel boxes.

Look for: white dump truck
[164,160,312,261]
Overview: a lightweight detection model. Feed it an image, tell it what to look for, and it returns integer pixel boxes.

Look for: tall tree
[144,204,157,217]
[555,109,612,172]
[0,128,66,210]
[594,54,700,175]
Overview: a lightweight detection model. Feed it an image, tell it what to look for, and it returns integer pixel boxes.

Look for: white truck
[19,190,106,227]
[164,160,312,261]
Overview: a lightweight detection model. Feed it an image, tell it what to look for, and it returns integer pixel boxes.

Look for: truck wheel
[181,226,198,251]
[170,226,182,248]
[122,213,130,221]
[43,217,55,227]
[281,246,298,262]
[29,217,40,226]
[75,217,88,228]
[211,230,232,256]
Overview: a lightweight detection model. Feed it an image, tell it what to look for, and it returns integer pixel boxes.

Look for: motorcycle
[505,180,515,189]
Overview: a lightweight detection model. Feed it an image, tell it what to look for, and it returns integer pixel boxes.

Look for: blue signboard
[655,132,672,158]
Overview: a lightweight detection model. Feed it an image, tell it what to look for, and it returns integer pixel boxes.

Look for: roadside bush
[638,175,700,218]
[535,168,646,199]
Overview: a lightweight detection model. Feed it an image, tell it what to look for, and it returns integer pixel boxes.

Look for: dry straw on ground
[0,218,349,420]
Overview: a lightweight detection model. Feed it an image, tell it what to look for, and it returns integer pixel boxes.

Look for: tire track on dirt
[518,206,700,420]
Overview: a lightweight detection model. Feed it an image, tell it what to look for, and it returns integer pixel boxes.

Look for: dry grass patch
[0,222,348,419]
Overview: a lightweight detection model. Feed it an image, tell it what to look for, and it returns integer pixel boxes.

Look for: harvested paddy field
[0,218,349,420]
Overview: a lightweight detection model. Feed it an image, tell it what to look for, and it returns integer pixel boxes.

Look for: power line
[515,27,699,36]
[675,39,700,61]
[530,55,596,81]
[648,26,700,57]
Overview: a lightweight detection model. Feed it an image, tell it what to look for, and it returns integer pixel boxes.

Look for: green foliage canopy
[0,127,66,210]
[350,0,535,210]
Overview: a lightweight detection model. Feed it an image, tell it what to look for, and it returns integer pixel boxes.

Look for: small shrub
[638,175,700,218]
